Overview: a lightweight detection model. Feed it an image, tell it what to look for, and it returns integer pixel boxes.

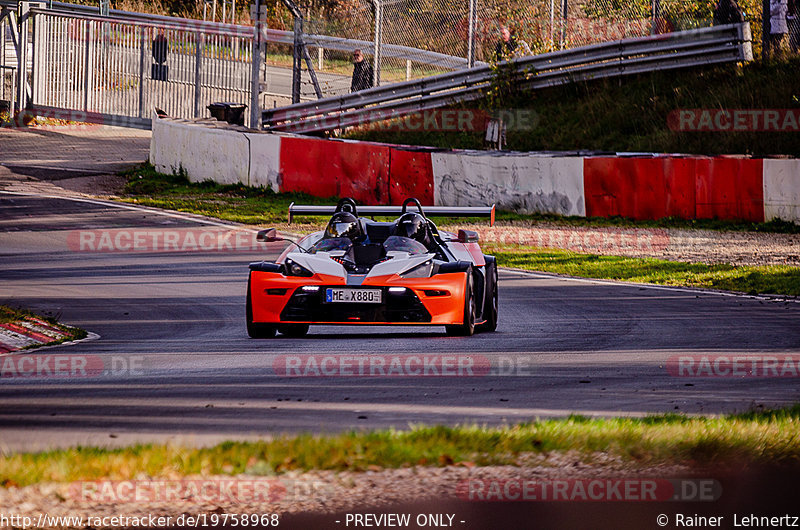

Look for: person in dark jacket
[152,29,168,65]
[495,25,531,61]
[713,0,745,25]
[350,49,374,92]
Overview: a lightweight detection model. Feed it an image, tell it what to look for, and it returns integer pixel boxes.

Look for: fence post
[138,25,144,118]
[651,0,660,34]
[194,32,202,118]
[761,0,770,60]
[17,3,30,109]
[83,20,90,111]
[559,0,567,49]
[292,15,301,102]
[372,0,382,86]
[467,0,476,68]
[249,0,262,127]
[30,7,40,106]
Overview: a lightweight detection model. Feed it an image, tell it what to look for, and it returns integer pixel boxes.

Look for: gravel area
[465,223,800,267]
[0,453,695,529]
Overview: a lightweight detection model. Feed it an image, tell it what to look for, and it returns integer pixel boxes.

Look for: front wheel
[445,270,476,336]
[246,277,277,338]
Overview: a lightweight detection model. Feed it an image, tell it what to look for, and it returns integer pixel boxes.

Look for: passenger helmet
[394,212,430,245]
[325,211,362,240]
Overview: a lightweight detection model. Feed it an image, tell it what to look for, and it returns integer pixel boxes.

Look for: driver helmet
[394,212,430,246]
[324,211,362,241]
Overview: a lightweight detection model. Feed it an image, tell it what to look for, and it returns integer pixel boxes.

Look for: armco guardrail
[263,23,752,134]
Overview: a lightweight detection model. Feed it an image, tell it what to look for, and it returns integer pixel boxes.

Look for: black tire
[246,277,277,339]
[278,324,310,337]
[445,269,476,336]
[477,259,498,333]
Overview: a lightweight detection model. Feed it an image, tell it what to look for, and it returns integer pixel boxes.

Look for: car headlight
[400,260,434,278]
[284,259,313,277]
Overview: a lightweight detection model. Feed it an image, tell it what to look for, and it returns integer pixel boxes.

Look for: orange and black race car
[246,198,497,338]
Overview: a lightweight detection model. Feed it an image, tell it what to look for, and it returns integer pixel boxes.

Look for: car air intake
[348,244,387,266]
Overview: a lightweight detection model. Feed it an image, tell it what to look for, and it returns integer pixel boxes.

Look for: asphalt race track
[1,193,799,452]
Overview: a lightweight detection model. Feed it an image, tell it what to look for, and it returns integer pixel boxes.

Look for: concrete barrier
[764,159,800,222]
[150,118,249,186]
[246,133,282,190]
[431,152,585,216]
[150,117,798,224]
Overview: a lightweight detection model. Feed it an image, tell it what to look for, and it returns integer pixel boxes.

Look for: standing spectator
[151,29,169,81]
[495,25,531,61]
[769,0,790,58]
[152,29,168,65]
[713,0,745,25]
[350,49,374,93]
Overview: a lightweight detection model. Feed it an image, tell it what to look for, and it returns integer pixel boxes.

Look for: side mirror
[457,229,479,243]
[256,228,281,242]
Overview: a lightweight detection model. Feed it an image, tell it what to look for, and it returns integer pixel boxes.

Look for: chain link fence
[265,0,767,100]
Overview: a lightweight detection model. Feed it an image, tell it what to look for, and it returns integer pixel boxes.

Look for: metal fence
[1,6,13,112]
[30,10,256,126]
[286,0,766,99]
[0,0,774,130]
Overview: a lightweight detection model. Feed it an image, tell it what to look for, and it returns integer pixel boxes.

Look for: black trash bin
[207,102,247,126]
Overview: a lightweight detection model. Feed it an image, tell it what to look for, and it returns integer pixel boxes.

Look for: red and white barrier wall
[150,117,799,223]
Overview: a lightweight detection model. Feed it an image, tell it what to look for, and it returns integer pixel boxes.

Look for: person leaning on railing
[712,0,745,25]
[495,25,531,61]
[350,49,374,93]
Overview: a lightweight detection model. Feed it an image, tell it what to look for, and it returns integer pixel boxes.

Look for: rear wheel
[278,324,310,337]
[446,270,476,336]
[477,260,498,333]
[246,277,277,339]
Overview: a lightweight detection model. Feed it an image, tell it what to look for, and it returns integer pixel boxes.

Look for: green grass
[2,406,800,487]
[345,58,800,156]
[120,164,800,233]
[489,246,800,296]
[120,165,336,226]
[0,305,88,344]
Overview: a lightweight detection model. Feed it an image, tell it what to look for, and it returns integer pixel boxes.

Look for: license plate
[325,288,382,304]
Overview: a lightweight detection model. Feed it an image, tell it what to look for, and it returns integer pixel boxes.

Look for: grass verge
[345,58,800,156]
[488,246,800,296]
[2,406,799,487]
[119,164,799,234]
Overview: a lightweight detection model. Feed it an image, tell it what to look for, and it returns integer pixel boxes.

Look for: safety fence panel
[31,10,255,127]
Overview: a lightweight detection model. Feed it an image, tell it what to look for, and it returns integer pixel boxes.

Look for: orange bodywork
[250,271,467,325]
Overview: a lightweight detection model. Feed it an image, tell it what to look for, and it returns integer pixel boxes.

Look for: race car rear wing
[288,203,496,226]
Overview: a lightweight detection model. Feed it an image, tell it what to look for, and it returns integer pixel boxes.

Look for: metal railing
[25,6,256,128]
[42,1,472,72]
[263,23,752,134]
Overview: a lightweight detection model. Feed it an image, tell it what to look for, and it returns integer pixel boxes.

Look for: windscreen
[382,236,428,255]
[309,237,352,254]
